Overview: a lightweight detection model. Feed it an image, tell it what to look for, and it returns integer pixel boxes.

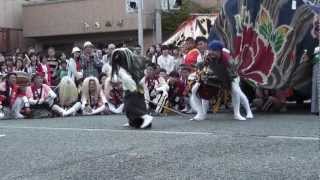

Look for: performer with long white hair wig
[52,76,81,116]
[108,48,152,129]
[80,76,107,115]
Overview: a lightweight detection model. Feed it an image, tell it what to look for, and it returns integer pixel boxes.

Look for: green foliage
[161,0,213,34]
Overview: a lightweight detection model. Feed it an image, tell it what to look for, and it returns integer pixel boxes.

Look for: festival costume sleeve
[140,77,151,106]
[156,77,169,93]
[26,86,38,105]
[118,68,137,92]
[43,84,57,99]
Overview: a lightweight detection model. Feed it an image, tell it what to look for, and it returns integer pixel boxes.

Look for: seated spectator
[140,63,169,114]
[53,76,81,117]
[159,68,168,81]
[81,77,107,115]
[167,71,186,110]
[252,88,291,112]
[179,64,193,113]
[26,72,58,115]
[104,78,124,115]
[0,72,30,119]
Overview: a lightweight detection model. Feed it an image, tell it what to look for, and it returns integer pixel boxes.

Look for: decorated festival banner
[210,0,320,91]
[163,15,217,46]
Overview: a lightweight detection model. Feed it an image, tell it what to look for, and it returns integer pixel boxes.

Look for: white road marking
[0,134,6,138]
[0,126,319,141]
[0,126,214,136]
[267,136,320,141]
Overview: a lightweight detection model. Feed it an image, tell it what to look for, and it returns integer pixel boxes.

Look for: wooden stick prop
[145,99,192,117]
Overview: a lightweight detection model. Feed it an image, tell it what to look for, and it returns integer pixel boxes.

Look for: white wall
[0,0,26,28]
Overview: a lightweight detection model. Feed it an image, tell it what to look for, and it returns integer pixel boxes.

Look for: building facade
[22,0,219,52]
[0,0,26,52]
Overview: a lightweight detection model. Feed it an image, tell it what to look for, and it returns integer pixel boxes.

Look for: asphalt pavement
[0,113,319,180]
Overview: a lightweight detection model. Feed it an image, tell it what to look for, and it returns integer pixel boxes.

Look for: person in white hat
[311,46,320,114]
[81,41,100,78]
[67,47,83,83]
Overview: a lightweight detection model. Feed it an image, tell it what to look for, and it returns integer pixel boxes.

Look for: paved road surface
[0,113,319,180]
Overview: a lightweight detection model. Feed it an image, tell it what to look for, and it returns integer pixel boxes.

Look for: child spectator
[167,71,186,110]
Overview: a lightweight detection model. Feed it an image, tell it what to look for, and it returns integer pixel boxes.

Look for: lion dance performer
[109,48,153,129]
[190,41,253,121]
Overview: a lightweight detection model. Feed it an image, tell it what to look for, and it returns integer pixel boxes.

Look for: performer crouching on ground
[209,41,253,120]
[140,63,169,115]
[0,72,30,119]
[26,72,59,115]
[81,77,106,115]
[53,76,81,116]
[109,48,153,129]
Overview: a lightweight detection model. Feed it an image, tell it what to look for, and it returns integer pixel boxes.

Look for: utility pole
[138,0,144,55]
[155,0,162,44]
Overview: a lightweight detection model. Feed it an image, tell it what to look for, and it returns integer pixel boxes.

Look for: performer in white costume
[109,48,153,129]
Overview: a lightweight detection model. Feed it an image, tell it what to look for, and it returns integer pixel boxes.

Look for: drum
[15,71,31,87]
[198,83,220,100]
[198,71,224,100]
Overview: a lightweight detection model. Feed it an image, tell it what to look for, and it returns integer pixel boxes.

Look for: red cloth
[0,83,24,107]
[184,49,200,65]
[171,80,185,96]
[109,88,123,106]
